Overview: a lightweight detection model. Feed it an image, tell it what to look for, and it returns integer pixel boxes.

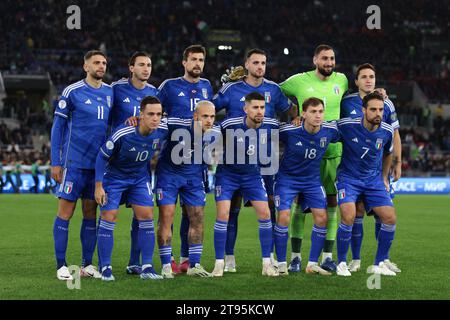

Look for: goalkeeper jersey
[280,70,348,158]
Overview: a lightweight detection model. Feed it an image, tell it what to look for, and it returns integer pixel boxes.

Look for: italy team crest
[202,88,208,99]
[274,195,280,208]
[64,181,73,194]
[333,85,340,95]
[338,188,346,200]
[264,92,271,103]
[320,137,327,148]
[215,185,222,197]
[156,188,163,200]
[152,139,160,150]
[376,138,383,150]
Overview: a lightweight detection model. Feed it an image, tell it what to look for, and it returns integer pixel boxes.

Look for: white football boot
[336,261,352,277]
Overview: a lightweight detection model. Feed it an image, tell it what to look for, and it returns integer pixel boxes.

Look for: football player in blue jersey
[156,101,218,278]
[211,92,280,277]
[341,63,401,273]
[335,92,399,277]
[273,97,340,276]
[213,48,297,273]
[94,96,168,281]
[111,51,159,276]
[51,50,113,280]
[111,51,158,128]
[157,45,213,273]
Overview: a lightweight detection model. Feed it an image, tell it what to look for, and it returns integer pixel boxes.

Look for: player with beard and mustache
[51,50,113,280]
[156,45,213,275]
[280,44,348,274]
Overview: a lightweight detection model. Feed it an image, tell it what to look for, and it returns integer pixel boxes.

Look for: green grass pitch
[0,194,449,300]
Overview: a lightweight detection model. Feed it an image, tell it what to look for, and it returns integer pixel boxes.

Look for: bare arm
[382,153,393,191]
[392,129,402,181]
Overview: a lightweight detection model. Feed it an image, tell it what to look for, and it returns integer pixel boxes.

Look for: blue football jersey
[278,121,340,183]
[337,118,394,182]
[218,116,279,174]
[99,123,168,179]
[341,93,400,130]
[54,79,113,169]
[157,77,213,119]
[110,78,158,129]
[213,78,290,118]
[157,118,221,176]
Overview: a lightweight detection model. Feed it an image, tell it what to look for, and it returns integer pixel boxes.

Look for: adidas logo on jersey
[352,138,359,143]
[123,97,131,103]
[307,87,314,92]
[85,99,92,104]
[178,92,185,97]
[350,110,357,115]
[129,147,136,151]
[240,96,245,102]
[237,137,244,142]
[296,141,303,146]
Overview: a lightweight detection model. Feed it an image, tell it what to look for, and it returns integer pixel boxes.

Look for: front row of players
[60,90,396,280]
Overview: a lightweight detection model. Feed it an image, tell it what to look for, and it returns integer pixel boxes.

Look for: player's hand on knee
[51,166,63,184]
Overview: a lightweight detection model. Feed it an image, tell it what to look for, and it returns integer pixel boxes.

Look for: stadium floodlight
[284,48,289,55]
[218,45,233,50]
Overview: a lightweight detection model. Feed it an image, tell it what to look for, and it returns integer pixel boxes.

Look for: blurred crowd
[0,0,448,97]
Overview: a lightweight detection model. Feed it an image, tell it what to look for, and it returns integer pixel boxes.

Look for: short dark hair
[244,92,265,104]
[183,45,206,61]
[356,63,376,79]
[129,51,151,66]
[245,48,266,60]
[314,44,334,56]
[302,97,324,112]
[362,91,384,108]
[84,50,107,61]
[140,96,162,112]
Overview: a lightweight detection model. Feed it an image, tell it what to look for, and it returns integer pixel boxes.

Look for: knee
[341,212,355,226]
[101,212,116,223]
[276,211,290,226]
[314,213,328,228]
[257,208,271,221]
[382,209,397,225]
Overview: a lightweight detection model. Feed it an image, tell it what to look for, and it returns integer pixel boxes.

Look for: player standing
[341,63,402,273]
[274,98,340,276]
[157,45,213,272]
[156,101,217,278]
[211,92,279,277]
[94,96,168,281]
[280,44,348,272]
[335,92,398,276]
[111,51,158,275]
[213,48,297,272]
[51,50,112,280]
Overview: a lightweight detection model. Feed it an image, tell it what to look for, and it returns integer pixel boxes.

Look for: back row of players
[51,44,402,281]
